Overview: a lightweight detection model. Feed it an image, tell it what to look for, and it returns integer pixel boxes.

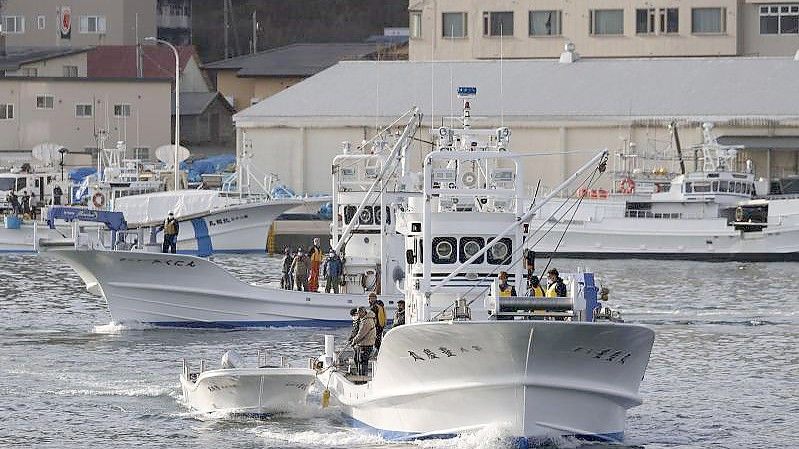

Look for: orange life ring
[92,192,106,208]
[619,178,636,195]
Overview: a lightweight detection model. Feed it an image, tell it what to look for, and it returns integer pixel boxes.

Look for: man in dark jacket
[280,247,293,289]
[162,212,179,253]
[322,250,343,293]
[393,299,406,327]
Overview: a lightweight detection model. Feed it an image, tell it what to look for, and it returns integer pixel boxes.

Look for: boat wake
[47,384,174,398]
[91,321,154,334]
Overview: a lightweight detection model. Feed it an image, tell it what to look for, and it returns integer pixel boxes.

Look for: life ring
[619,178,636,195]
[91,192,106,208]
[361,270,377,291]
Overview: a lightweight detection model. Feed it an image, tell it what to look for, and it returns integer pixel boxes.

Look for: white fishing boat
[313,88,654,444]
[41,109,423,326]
[181,350,315,415]
[529,123,799,261]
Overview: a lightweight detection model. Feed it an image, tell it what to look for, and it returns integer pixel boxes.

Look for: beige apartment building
[409,0,799,60]
[0,0,156,47]
[0,77,171,160]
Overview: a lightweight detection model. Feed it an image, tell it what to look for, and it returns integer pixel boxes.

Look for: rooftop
[0,46,92,71]
[87,45,198,78]
[235,57,799,125]
[171,91,234,116]
[203,43,388,77]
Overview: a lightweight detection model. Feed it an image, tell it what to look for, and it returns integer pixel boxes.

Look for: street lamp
[144,36,181,190]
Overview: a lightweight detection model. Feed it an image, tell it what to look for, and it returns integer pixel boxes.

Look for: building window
[590,9,624,35]
[0,104,14,120]
[36,95,54,109]
[636,8,656,34]
[2,16,25,33]
[75,104,93,118]
[692,8,726,34]
[529,10,561,36]
[760,5,799,35]
[660,8,679,33]
[483,11,513,36]
[37,15,45,29]
[442,12,467,38]
[63,65,79,77]
[79,15,106,34]
[20,67,37,77]
[113,104,131,117]
[410,11,422,39]
[133,147,150,160]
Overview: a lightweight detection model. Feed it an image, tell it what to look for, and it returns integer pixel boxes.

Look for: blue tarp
[181,155,236,183]
[69,167,96,184]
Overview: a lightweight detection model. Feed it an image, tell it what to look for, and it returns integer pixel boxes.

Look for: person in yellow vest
[162,212,179,253]
[546,268,567,297]
[497,271,517,297]
[528,275,545,297]
[308,237,323,292]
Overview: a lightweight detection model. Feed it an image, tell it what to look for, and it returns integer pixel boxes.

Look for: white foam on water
[414,425,515,449]
[91,320,154,334]
[253,427,387,448]
[48,384,173,397]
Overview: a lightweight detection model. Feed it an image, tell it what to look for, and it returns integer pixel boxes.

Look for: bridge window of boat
[692,182,711,193]
[487,238,512,265]
[711,181,719,192]
[718,180,729,192]
[459,237,485,264]
[432,237,457,264]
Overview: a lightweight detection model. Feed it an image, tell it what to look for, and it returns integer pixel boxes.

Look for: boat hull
[319,320,654,442]
[181,368,316,414]
[47,248,399,327]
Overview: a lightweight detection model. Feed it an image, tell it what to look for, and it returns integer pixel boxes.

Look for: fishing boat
[314,88,654,444]
[41,108,423,326]
[530,123,799,261]
[181,350,315,415]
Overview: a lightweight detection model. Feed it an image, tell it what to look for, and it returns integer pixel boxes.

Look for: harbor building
[408,0,799,60]
[233,56,799,194]
[0,76,171,163]
[0,0,190,48]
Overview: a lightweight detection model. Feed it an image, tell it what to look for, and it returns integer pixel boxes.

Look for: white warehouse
[233,55,799,195]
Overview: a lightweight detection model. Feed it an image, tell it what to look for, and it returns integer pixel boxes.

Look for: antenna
[500,22,504,127]
[430,17,435,141]
[449,23,454,127]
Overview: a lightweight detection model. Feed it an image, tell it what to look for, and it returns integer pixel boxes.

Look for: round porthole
[490,241,509,260]
[436,240,453,259]
[463,240,481,258]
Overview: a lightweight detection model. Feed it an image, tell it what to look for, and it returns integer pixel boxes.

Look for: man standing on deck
[350,306,376,376]
[280,247,293,289]
[6,191,20,215]
[368,292,387,352]
[308,237,323,292]
[291,248,310,291]
[52,185,64,206]
[322,249,343,293]
[162,212,179,253]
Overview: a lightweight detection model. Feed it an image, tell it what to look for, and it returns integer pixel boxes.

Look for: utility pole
[251,10,257,53]
[223,0,229,58]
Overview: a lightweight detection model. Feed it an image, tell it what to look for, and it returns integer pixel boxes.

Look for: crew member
[546,268,567,297]
[291,248,310,292]
[528,275,545,297]
[368,292,387,353]
[393,299,406,327]
[52,185,64,206]
[322,249,343,294]
[21,191,31,217]
[497,271,516,297]
[162,212,179,253]
[308,237,323,292]
[280,247,293,290]
[350,306,376,376]
[6,191,20,215]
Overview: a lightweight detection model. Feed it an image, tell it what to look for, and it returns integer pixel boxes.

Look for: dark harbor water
[0,253,796,449]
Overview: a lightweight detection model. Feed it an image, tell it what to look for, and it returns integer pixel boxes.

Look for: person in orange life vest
[308,237,323,291]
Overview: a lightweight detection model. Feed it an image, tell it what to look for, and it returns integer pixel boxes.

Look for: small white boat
[181,350,316,416]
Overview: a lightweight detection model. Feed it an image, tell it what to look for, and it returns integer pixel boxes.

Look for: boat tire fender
[92,192,106,208]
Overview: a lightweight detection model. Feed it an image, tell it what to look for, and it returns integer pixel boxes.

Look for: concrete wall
[409,0,799,60]
[238,119,799,194]
[215,70,305,111]
[6,52,88,77]
[180,57,211,93]
[1,0,156,47]
[0,78,171,157]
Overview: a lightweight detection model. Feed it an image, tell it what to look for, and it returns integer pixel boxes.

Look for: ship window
[693,183,710,193]
[344,205,357,224]
[711,181,719,192]
[432,237,457,264]
[685,183,692,193]
[734,182,741,193]
[0,178,14,190]
[487,237,512,265]
[459,237,485,264]
[719,180,729,192]
[16,178,26,190]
